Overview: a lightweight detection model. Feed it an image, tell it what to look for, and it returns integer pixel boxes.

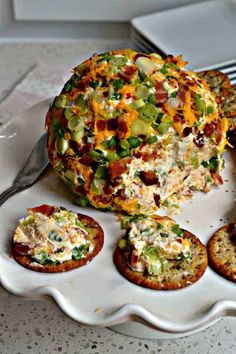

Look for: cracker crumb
[94,307,101,313]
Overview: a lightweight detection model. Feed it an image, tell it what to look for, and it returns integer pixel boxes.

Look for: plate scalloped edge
[0,271,236,333]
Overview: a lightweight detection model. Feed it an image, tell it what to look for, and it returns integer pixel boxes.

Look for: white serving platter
[0,100,235,339]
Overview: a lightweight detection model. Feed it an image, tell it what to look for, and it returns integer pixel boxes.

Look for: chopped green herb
[63,82,72,93]
[49,230,62,242]
[127,136,140,148]
[76,196,89,207]
[89,81,100,89]
[156,223,163,230]
[209,155,219,171]
[148,94,157,105]
[170,91,177,98]
[201,160,208,168]
[171,224,183,237]
[112,79,123,89]
[33,251,48,265]
[139,71,147,81]
[138,103,159,122]
[134,170,140,178]
[207,106,213,115]
[72,245,85,260]
[147,135,158,144]
[160,232,169,238]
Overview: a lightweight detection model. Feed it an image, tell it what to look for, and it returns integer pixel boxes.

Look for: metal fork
[0,133,49,207]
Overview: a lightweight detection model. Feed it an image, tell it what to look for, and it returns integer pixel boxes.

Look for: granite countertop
[0,42,235,354]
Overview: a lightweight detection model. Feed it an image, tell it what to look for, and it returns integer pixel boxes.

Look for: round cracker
[114,230,208,290]
[207,224,236,282]
[198,70,231,104]
[222,85,236,118]
[12,213,104,273]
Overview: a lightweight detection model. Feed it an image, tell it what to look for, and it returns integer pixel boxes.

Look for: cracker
[12,213,104,273]
[198,70,231,104]
[114,230,208,290]
[207,223,236,282]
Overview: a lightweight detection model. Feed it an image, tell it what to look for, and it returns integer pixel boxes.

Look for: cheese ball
[46,49,228,215]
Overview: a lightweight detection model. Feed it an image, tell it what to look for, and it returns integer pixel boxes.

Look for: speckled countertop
[0,41,235,354]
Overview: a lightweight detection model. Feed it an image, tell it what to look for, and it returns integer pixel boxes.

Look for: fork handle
[0,185,27,207]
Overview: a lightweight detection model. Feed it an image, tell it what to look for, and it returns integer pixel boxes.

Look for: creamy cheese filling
[14,209,94,264]
[124,217,190,274]
[115,127,222,213]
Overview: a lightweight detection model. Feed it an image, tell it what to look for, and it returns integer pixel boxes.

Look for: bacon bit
[182,127,192,137]
[204,123,214,138]
[133,53,150,60]
[14,243,30,256]
[80,154,94,166]
[214,121,223,145]
[74,185,87,196]
[166,54,177,64]
[30,205,55,216]
[174,114,182,123]
[130,251,139,266]
[155,81,168,105]
[107,118,118,130]
[139,171,160,186]
[193,132,205,147]
[116,188,126,200]
[109,158,131,179]
[97,120,106,131]
[119,65,136,82]
[93,195,112,204]
[125,92,136,100]
[79,76,91,90]
[211,172,223,185]
[117,115,129,139]
[176,84,186,106]
[154,194,161,207]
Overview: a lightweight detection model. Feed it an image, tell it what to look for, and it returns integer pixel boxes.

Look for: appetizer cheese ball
[12,205,104,272]
[114,215,208,290]
[46,49,228,215]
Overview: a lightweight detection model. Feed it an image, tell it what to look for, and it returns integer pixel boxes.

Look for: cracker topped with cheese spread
[12,205,104,272]
[46,49,228,216]
[114,215,208,290]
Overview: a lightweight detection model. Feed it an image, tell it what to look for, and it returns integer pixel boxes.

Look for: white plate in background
[132,0,236,71]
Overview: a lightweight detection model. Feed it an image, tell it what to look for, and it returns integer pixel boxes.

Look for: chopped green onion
[54,95,67,109]
[201,160,208,168]
[136,84,149,100]
[72,245,85,260]
[130,119,150,136]
[118,149,130,158]
[112,79,123,89]
[138,103,159,122]
[95,166,108,179]
[110,93,122,100]
[49,230,62,242]
[147,135,158,144]
[129,99,145,110]
[90,150,106,163]
[76,196,89,207]
[120,139,130,150]
[55,137,69,155]
[64,82,72,93]
[195,98,206,112]
[91,178,105,195]
[171,224,183,237]
[207,106,213,115]
[148,94,157,105]
[33,251,48,265]
[89,81,99,89]
[20,215,35,226]
[106,151,119,161]
[108,136,118,148]
[209,156,219,171]
[157,122,171,135]
[64,107,74,120]
[127,136,140,148]
[118,239,127,250]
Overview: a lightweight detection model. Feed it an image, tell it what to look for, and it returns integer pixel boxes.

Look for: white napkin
[0,62,73,124]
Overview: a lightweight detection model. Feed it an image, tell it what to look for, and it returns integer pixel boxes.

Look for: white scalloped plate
[0,100,235,339]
